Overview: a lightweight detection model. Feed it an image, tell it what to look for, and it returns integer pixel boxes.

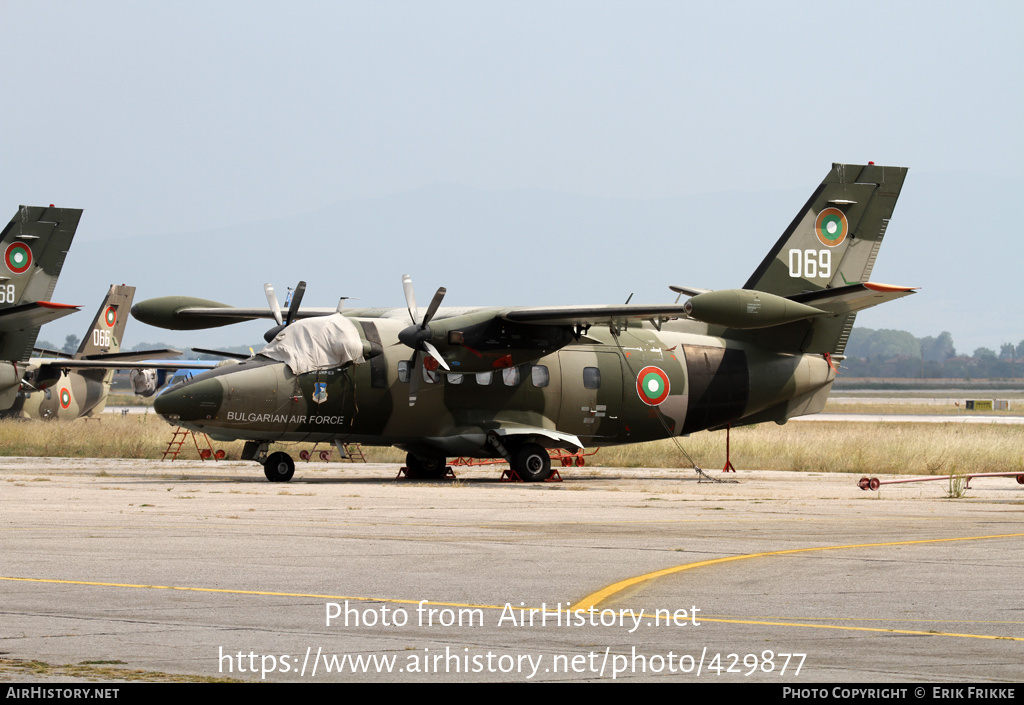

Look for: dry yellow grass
[593,422,1024,476]
[1,415,1021,477]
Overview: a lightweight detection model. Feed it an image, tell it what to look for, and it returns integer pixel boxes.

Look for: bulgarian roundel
[4,242,32,274]
[814,208,848,248]
[636,366,670,406]
[59,388,72,409]
[104,306,117,328]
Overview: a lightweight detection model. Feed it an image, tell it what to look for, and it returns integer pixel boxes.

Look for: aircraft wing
[29,357,217,371]
[788,282,917,315]
[501,303,692,327]
[172,306,336,321]
[78,348,184,362]
[0,301,80,331]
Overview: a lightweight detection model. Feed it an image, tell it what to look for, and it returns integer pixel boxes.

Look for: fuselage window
[531,365,549,388]
[502,366,521,386]
[476,371,493,385]
[423,367,440,384]
[583,366,601,390]
[447,373,464,385]
[398,361,409,383]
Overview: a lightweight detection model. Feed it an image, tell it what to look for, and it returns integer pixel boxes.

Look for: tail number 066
[788,249,831,279]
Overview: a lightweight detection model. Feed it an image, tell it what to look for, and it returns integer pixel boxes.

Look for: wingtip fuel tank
[682,289,825,329]
[131,296,239,330]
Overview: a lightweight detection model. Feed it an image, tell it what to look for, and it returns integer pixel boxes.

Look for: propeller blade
[264,284,283,325]
[422,341,450,371]
[285,281,306,325]
[422,287,446,328]
[402,274,418,324]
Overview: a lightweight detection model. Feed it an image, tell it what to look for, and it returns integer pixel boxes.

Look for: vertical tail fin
[742,164,908,355]
[74,284,136,359]
[71,284,136,416]
[744,163,907,296]
[0,206,82,360]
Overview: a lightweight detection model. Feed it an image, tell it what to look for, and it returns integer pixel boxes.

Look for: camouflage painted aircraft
[135,163,915,482]
[7,284,217,420]
[0,206,83,410]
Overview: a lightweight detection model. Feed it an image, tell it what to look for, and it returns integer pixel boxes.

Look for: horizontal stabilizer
[788,282,917,315]
[0,301,80,331]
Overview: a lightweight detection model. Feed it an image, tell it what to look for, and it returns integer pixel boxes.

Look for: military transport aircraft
[6,284,215,419]
[134,163,915,483]
[0,206,82,411]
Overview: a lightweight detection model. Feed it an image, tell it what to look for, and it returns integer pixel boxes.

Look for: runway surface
[1,457,1021,683]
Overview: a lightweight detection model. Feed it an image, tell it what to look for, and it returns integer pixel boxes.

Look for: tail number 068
[788,249,831,279]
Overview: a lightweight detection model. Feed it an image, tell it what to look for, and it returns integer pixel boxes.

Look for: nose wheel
[264,452,295,482]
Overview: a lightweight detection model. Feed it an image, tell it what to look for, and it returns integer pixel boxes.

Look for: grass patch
[1,415,1022,477]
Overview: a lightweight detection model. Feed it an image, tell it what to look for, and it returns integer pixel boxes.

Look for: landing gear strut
[264,451,295,482]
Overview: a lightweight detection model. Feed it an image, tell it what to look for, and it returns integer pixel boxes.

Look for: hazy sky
[3,1,1022,352]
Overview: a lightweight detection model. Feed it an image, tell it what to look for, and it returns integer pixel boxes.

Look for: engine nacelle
[683,289,824,329]
[130,368,171,397]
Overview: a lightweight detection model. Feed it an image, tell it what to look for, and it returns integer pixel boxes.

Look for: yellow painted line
[573,532,1024,612]
[0,576,505,613]
[697,617,1024,641]
[4,573,1022,642]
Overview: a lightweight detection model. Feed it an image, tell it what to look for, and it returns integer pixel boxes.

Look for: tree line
[842,329,1024,379]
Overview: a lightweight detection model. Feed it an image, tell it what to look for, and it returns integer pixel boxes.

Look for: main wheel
[513,443,552,482]
[264,452,295,482]
[405,452,447,479]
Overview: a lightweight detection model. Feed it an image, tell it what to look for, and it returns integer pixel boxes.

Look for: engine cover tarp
[259,314,364,375]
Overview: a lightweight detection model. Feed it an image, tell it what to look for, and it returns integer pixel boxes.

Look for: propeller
[398,274,450,406]
[263,281,306,342]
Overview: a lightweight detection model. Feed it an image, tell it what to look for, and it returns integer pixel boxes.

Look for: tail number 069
[788,249,831,279]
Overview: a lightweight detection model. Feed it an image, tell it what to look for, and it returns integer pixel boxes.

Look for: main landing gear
[403,452,449,479]
[511,443,552,482]
[264,451,295,482]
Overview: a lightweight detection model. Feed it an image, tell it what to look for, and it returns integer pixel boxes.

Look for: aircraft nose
[154,377,223,423]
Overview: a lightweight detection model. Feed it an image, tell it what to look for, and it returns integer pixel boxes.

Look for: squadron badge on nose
[313,382,328,404]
